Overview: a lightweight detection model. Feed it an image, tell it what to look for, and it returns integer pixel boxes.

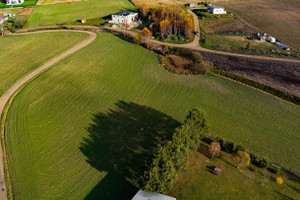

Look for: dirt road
[0,30,97,200]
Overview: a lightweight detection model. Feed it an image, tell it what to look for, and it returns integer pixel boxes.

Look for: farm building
[207,5,227,14]
[6,0,24,5]
[132,190,176,200]
[109,11,138,25]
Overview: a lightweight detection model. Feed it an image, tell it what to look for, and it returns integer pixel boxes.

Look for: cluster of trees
[142,108,208,193]
[144,7,194,40]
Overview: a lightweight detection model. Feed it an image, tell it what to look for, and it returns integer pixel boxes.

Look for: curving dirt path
[0,30,97,200]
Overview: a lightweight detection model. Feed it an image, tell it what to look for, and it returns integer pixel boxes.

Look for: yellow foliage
[276,177,283,184]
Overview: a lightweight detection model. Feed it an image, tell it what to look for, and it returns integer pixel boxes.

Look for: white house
[6,0,24,5]
[207,5,227,14]
[132,190,176,200]
[109,11,138,25]
[185,3,197,8]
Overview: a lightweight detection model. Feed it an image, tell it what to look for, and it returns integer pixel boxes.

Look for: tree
[276,177,283,185]
[141,27,152,48]
[209,141,221,158]
[140,2,149,17]
[233,151,250,169]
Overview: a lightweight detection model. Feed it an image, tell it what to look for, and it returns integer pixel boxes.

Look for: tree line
[142,108,208,193]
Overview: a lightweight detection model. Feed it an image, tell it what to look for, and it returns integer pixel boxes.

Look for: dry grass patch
[37,0,87,5]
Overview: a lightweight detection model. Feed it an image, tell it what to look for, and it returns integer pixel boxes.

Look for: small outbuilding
[132,190,176,200]
[185,3,197,8]
[0,15,8,24]
[267,36,276,43]
[80,18,87,23]
[207,4,227,14]
[213,167,222,175]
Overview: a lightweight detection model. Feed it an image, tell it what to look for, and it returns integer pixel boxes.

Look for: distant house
[6,0,24,5]
[109,11,138,25]
[132,190,176,200]
[207,5,227,14]
[0,15,8,24]
[3,12,15,17]
[185,3,197,8]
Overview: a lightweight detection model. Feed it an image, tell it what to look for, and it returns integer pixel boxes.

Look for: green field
[0,31,88,97]
[25,0,136,27]
[170,149,300,200]
[0,0,37,9]
[5,32,300,199]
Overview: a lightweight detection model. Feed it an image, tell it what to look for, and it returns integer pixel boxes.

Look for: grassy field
[25,0,135,27]
[221,0,300,51]
[169,147,300,200]
[5,32,300,199]
[0,31,88,97]
[0,0,37,9]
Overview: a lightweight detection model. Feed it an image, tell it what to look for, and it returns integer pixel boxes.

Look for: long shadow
[80,101,181,200]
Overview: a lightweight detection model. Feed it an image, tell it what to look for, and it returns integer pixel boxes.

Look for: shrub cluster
[164,48,213,75]
[142,108,208,193]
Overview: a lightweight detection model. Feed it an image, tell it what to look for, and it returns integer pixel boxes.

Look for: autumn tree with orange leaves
[140,2,149,17]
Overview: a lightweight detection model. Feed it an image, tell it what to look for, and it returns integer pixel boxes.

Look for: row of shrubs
[213,68,300,106]
[142,108,208,193]
[203,135,281,174]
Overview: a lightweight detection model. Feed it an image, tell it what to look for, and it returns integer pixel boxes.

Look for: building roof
[208,5,225,9]
[113,11,137,17]
[132,190,176,200]
[0,15,8,21]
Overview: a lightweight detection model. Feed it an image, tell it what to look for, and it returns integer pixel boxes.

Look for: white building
[267,36,276,43]
[109,11,138,25]
[132,190,176,200]
[207,5,227,14]
[6,0,24,5]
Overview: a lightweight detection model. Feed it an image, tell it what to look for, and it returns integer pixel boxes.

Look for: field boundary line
[0,30,97,200]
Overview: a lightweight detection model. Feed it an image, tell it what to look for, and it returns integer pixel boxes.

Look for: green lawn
[169,148,300,200]
[5,32,300,199]
[0,0,37,9]
[0,31,88,97]
[25,0,136,27]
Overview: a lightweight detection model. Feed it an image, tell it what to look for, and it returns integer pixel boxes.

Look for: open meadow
[170,149,300,200]
[25,0,135,27]
[0,31,88,97]
[4,32,300,199]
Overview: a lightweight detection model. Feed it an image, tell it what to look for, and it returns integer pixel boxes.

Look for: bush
[258,157,269,168]
[223,141,235,153]
[248,165,259,173]
[235,145,245,152]
[276,177,283,184]
[267,166,281,174]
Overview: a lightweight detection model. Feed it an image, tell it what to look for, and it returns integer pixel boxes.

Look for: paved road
[0,30,97,200]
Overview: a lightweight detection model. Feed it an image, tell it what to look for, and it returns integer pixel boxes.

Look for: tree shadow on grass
[80,101,181,200]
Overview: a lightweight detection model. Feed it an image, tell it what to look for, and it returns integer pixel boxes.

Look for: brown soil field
[202,52,300,97]
[205,17,256,34]
[0,7,33,16]
[132,0,231,7]
[221,0,300,51]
